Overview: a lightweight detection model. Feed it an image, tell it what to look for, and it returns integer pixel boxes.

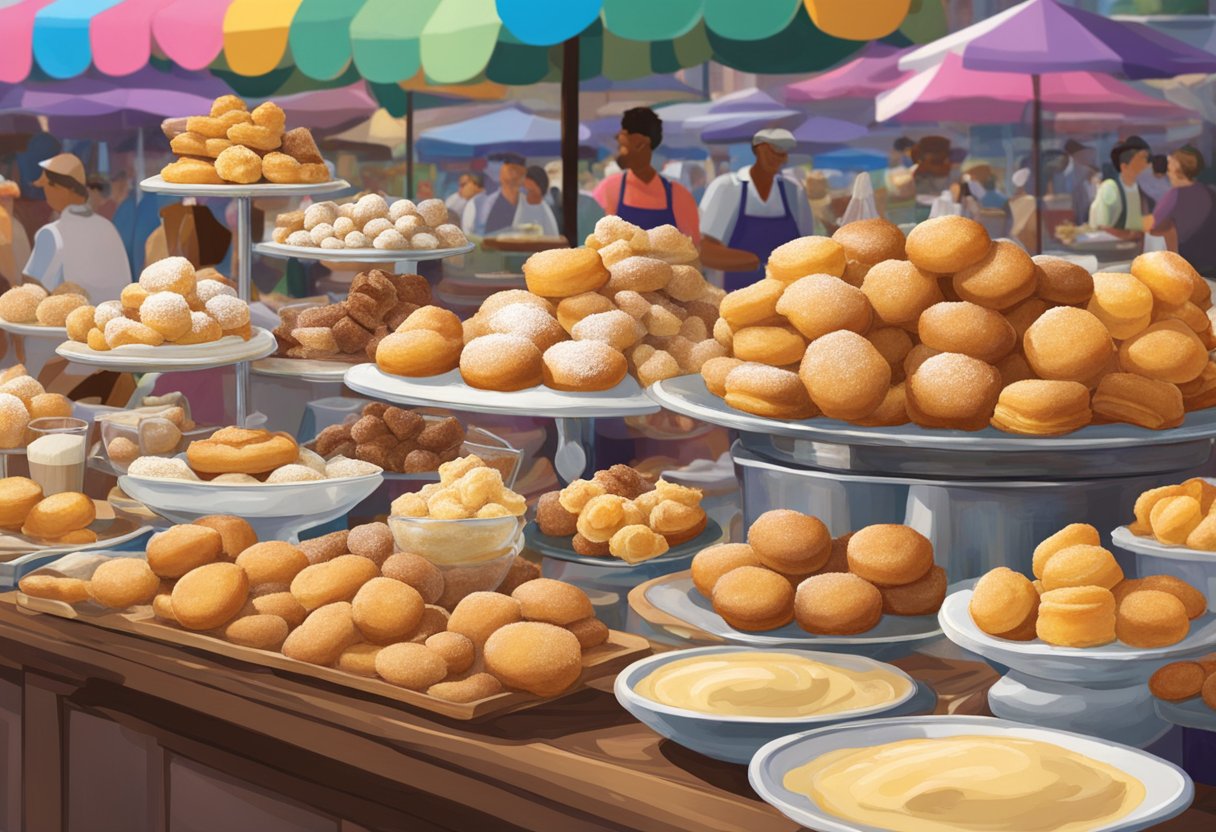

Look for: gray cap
[752,128,796,152]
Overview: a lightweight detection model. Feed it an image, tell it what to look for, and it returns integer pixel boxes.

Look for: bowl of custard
[614,645,924,763]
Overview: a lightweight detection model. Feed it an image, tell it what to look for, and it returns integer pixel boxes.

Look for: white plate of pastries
[263,195,472,257]
[0,281,93,334]
[689,216,1216,442]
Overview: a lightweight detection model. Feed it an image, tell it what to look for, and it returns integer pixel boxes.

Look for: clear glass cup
[26,417,88,495]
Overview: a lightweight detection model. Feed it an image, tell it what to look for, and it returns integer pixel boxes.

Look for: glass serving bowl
[387,513,524,564]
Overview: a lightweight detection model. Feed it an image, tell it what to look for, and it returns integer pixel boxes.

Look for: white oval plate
[56,328,276,371]
[140,175,350,198]
[0,320,67,338]
[254,241,474,263]
[250,356,351,382]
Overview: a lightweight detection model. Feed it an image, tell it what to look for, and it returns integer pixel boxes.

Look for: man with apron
[699,129,814,290]
[591,107,701,244]
[462,153,528,237]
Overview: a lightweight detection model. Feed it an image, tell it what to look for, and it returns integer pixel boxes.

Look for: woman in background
[1148,146,1216,277]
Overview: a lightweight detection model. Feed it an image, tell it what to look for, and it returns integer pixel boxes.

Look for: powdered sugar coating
[93,300,124,329]
[373,229,408,250]
[309,223,336,246]
[415,198,447,227]
[286,230,312,247]
[363,218,392,238]
[195,279,236,304]
[389,199,417,222]
[303,202,338,231]
[139,256,195,293]
[541,340,623,384]
[296,447,327,473]
[140,291,190,321]
[0,374,42,402]
[127,456,199,480]
[909,352,1001,417]
[266,464,325,483]
[434,224,467,248]
[487,304,562,347]
[320,237,344,250]
[0,392,29,448]
[325,456,381,478]
[411,233,439,251]
[332,216,355,237]
[205,295,250,329]
[211,473,260,484]
[395,215,425,237]
[572,309,643,350]
[344,231,371,249]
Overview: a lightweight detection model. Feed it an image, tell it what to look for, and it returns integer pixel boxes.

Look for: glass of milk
[26,417,89,495]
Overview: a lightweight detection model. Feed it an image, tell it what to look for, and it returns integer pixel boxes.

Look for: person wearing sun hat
[23,152,130,302]
[699,127,815,289]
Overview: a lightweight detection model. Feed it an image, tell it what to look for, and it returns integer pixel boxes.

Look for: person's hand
[1142,215,1155,233]
[700,237,760,272]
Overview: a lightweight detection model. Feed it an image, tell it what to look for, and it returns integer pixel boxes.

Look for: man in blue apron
[462,152,527,237]
[700,128,814,290]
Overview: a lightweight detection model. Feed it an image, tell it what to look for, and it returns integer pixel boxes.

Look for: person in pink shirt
[592,108,701,246]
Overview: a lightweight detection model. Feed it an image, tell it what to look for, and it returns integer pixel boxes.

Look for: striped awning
[0,0,914,85]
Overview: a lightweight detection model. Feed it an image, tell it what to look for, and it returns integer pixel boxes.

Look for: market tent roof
[682,88,803,139]
[784,42,911,102]
[415,105,591,161]
[702,114,868,149]
[0,0,910,85]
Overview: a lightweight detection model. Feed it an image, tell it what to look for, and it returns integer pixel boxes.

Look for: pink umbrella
[784,42,912,103]
[876,53,1189,124]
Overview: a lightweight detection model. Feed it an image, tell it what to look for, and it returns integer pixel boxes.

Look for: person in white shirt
[23,153,131,302]
[463,152,528,237]
[1089,135,1152,239]
[699,128,815,289]
[445,171,485,225]
[514,166,559,237]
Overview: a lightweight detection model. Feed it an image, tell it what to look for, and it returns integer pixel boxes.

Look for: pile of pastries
[273,269,432,362]
[534,465,706,563]
[390,455,526,521]
[374,218,724,393]
[19,515,608,702]
[692,513,945,634]
[273,195,467,252]
[970,523,1206,648]
[125,426,380,484]
[1150,658,1216,710]
[312,403,473,474]
[0,365,73,448]
[1,479,96,543]
[64,258,252,351]
[0,281,92,324]
[162,95,328,185]
[703,216,1216,434]
[1126,477,1216,551]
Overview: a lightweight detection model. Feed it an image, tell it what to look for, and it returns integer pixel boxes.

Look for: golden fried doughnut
[523,247,609,298]
[866,328,914,380]
[351,577,423,644]
[250,591,306,628]
[1033,255,1094,305]
[1091,372,1184,430]
[191,515,256,560]
[1149,661,1207,701]
[858,259,943,325]
[541,341,627,392]
[1150,495,1203,545]
[0,373,42,405]
[88,558,160,609]
[748,510,830,576]
[481,303,564,352]
[605,256,672,293]
[171,562,248,630]
[120,284,148,311]
[731,326,807,366]
[447,591,523,647]
[283,602,359,666]
[19,574,90,604]
[1044,543,1123,593]
[261,151,327,184]
[103,317,164,349]
[847,524,934,587]
[555,292,616,333]
[0,393,28,449]
[139,255,196,295]
[905,215,991,273]
[719,278,786,329]
[335,642,382,677]
[186,427,298,475]
[460,334,543,391]
[290,555,379,611]
[396,305,462,340]
[0,477,41,529]
[209,95,246,117]
[1118,319,1208,384]
[139,291,192,340]
[1036,586,1116,647]
[35,293,87,326]
[918,301,1016,364]
[775,274,873,340]
[576,494,643,543]
[832,218,906,265]
[226,121,281,152]
[1005,298,1048,342]
[511,579,593,626]
[235,541,309,587]
[952,241,1036,310]
[21,492,94,539]
[170,132,225,158]
[0,286,39,322]
[565,616,609,650]
[712,566,795,631]
[1133,574,1207,620]
[64,304,95,342]
[483,621,583,697]
[250,101,285,131]
[223,615,289,650]
[970,567,1040,640]
[427,673,504,703]
[1132,251,1197,306]
[146,524,222,579]
[1032,523,1101,579]
[376,330,461,377]
[1117,589,1189,648]
[536,491,578,536]
[724,363,818,420]
[906,352,1001,431]
[571,309,644,350]
[161,158,223,185]
[700,356,743,397]
[799,330,890,421]
[26,393,70,423]
[691,544,761,597]
[990,379,1092,436]
[794,572,883,635]
[1088,272,1154,339]
[765,236,846,284]
[880,565,946,616]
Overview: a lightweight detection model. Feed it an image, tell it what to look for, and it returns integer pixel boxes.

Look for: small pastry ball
[374,642,448,690]
[146,524,223,579]
[969,567,1040,639]
[799,330,891,421]
[794,573,883,635]
[140,292,193,341]
[1022,306,1113,384]
[381,552,444,605]
[847,524,934,587]
[690,543,761,597]
[775,275,872,341]
[861,260,943,324]
[87,558,160,609]
[747,510,830,577]
[511,578,593,626]
[1116,589,1189,648]
[1040,544,1124,592]
[424,631,475,675]
[1088,272,1154,339]
[1033,255,1093,305]
[1131,250,1198,306]
[1118,319,1208,384]
[918,301,1016,365]
[352,577,424,644]
[193,515,258,560]
[765,236,846,284]
[283,602,359,666]
[905,215,991,274]
[170,562,249,630]
[235,541,310,586]
[906,352,1001,431]
[1149,661,1207,701]
[719,278,785,329]
[952,240,1036,310]
[447,591,522,647]
[483,621,584,697]
[139,255,196,295]
[460,334,543,391]
[833,218,906,266]
[711,566,794,631]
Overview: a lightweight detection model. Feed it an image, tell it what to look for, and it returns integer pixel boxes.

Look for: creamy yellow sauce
[783,735,1145,832]
[634,652,912,718]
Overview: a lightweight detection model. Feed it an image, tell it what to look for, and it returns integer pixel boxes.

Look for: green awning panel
[288,0,366,81]
[703,0,800,41]
[350,0,440,84]
[602,0,702,41]
[421,0,503,84]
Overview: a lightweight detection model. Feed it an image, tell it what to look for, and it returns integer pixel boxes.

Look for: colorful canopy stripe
[0,0,904,84]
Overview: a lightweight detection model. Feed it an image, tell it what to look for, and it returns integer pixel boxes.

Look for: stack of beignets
[969,522,1204,648]
[0,479,97,544]
[161,95,329,185]
[690,511,945,634]
[0,365,72,449]
[705,217,1216,434]
[273,196,467,252]
[18,514,611,703]
[1127,476,1216,551]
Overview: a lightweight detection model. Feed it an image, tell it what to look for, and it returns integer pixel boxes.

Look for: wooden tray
[5,589,649,721]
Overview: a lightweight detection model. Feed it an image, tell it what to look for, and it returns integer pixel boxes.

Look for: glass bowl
[387,514,524,564]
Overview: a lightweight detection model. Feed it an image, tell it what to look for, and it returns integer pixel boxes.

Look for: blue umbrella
[416,104,591,161]
[812,148,888,171]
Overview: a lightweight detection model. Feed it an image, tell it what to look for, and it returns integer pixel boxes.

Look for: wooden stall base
[6,592,649,721]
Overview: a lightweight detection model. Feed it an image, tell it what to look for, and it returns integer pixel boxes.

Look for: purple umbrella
[702,114,867,151]
[900,0,1216,251]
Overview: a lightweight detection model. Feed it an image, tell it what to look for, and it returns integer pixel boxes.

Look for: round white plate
[649,374,1216,452]
[251,356,351,383]
[254,241,474,263]
[1155,697,1216,733]
[1111,525,1216,563]
[140,175,351,198]
[641,573,944,652]
[0,320,67,338]
[344,363,660,418]
[525,519,722,570]
[939,589,1216,685]
[750,715,1193,832]
[56,328,276,371]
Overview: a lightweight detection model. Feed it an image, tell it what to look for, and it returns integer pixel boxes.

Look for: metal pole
[235,196,251,425]
[135,128,144,206]
[406,91,414,199]
[1032,73,1043,255]
[561,37,580,243]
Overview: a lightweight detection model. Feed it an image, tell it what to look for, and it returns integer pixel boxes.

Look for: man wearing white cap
[23,153,131,302]
[699,128,814,289]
